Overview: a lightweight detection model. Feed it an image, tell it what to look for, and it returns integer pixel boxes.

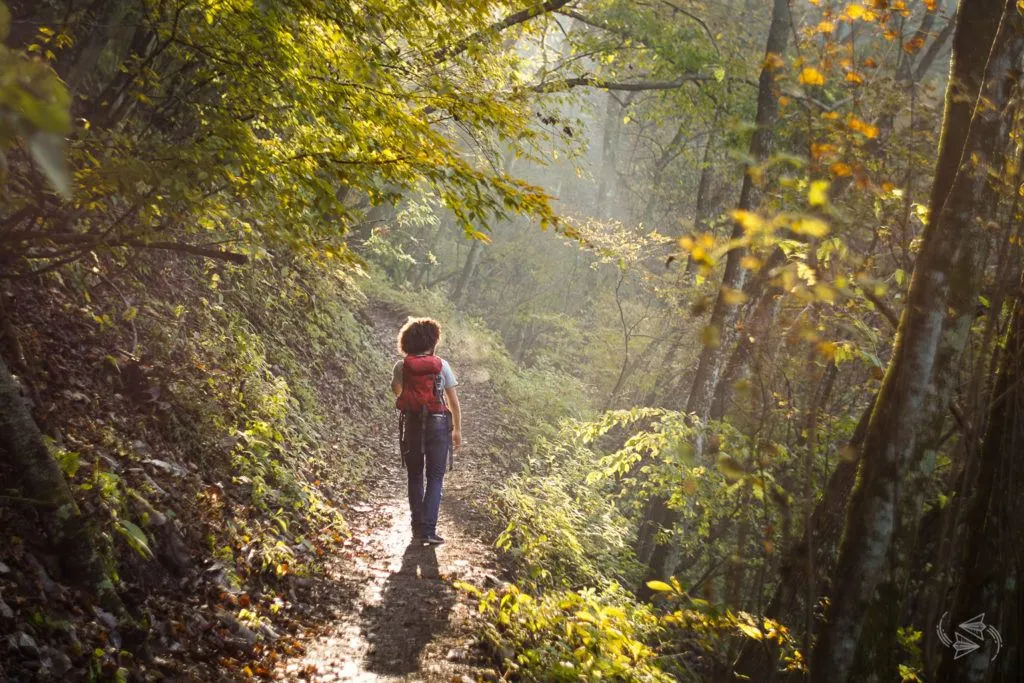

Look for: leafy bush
[472,582,673,682]
[468,577,805,682]
[484,406,817,678]
[495,415,644,589]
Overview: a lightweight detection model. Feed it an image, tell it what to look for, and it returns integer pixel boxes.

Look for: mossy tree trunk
[0,355,121,612]
[809,2,1021,680]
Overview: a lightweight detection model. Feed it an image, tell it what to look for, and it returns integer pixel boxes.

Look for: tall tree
[637,0,792,600]
[810,1,1020,679]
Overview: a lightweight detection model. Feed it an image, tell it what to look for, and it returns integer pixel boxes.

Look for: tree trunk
[0,355,121,612]
[451,239,484,307]
[637,0,792,601]
[595,92,625,220]
[809,3,1019,680]
[682,127,719,283]
[710,288,781,421]
[730,395,874,682]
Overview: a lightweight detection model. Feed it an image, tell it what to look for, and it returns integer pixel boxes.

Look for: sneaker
[423,533,445,545]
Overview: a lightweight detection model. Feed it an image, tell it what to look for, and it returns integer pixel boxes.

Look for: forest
[0,0,1020,681]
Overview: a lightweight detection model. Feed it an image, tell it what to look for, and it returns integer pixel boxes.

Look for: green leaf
[117,520,154,560]
[54,449,80,478]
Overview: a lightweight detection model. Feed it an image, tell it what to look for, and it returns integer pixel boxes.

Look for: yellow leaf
[740,255,762,269]
[701,325,721,348]
[811,142,835,160]
[848,116,880,139]
[792,217,830,237]
[799,66,826,86]
[762,52,785,70]
[646,580,674,592]
[813,284,837,303]
[830,161,853,177]
[903,36,925,54]
[808,180,830,207]
[738,622,763,640]
[722,287,748,305]
[732,209,764,233]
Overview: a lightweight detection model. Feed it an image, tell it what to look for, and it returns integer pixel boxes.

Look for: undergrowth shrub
[41,251,398,587]
[467,578,804,682]
[496,417,642,589]
[470,582,672,682]
[483,407,815,679]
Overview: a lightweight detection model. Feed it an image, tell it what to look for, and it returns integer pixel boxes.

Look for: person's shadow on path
[363,542,456,675]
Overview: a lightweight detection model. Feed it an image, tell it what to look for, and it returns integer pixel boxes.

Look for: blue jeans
[402,413,450,536]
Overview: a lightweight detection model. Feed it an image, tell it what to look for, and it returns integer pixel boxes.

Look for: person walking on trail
[391,317,462,545]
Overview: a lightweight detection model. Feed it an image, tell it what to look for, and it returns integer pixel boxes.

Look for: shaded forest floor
[271,305,511,681]
[1,288,516,682]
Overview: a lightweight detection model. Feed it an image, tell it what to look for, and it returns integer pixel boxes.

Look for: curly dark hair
[397,317,442,355]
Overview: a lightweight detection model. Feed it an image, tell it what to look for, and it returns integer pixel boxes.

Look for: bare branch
[122,240,248,264]
[534,74,711,93]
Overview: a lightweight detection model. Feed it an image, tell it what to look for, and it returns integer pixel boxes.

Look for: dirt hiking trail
[276,305,510,681]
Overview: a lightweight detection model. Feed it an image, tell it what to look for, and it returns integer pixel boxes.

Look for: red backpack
[396,355,447,415]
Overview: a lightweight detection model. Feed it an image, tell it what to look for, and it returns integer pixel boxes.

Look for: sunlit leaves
[701,324,721,348]
[763,52,785,70]
[808,179,830,207]
[799,66,826,86]
[645,580,674,592]
[792,217,829,237]
[844,4,878,22]
[116,520,155,560]
[737,620,764,640]
[4,0,571,273]
[732,209,764,233]
[721,287,748,305]
[847,115,880,139]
